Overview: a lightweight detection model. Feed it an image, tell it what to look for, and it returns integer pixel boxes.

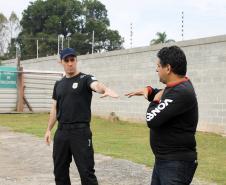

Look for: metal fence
[0,68,63,113]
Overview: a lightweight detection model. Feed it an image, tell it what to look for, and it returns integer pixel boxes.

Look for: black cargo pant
[53,123,98,185]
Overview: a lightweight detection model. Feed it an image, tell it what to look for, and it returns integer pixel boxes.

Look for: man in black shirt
[126,46,198,185]
[44,48,118,185]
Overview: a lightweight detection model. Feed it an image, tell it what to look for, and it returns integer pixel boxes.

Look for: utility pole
[61,36,64,50]
[57,35,60,55]
[92,30,94,54]
[181,11,184,40]
[67,37,71,47]
[16,45,18,59]
[66,32,71,48]
[36,40,39,58]
[15,43,20,59]
[130,23,133,48]
[16,57,24,112]
[58,35,64,53]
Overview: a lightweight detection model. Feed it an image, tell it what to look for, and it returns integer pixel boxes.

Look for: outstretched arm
[125,88,149,99]
[125,86,162,101]
[90,81,119,98]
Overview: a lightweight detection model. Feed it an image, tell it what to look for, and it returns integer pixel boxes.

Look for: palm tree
[150,32,175,45]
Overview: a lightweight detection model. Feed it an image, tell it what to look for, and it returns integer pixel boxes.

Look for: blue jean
[151,159,198,185]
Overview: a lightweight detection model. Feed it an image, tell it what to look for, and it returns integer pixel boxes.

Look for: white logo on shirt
[146,99,173,121]
[72,82,78,89]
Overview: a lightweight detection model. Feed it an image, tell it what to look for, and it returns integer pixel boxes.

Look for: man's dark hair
[157,45,187,76]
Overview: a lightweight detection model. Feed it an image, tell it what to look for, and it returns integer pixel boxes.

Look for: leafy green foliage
[150,32,175,45]
[15,0,123,59]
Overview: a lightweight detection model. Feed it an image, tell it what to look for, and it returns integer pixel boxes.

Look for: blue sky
[1,0,226,48]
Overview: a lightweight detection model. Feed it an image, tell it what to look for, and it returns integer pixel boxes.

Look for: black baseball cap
[60,48,77,60]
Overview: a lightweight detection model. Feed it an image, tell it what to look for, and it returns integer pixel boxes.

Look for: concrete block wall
[2,35,226,134]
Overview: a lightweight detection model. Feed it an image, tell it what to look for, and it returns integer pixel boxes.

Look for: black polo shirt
[52,72,97,124]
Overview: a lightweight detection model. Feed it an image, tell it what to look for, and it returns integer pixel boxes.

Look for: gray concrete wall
[2,35,226,134]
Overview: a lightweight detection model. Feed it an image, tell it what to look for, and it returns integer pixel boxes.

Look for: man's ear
[166,64,172,74]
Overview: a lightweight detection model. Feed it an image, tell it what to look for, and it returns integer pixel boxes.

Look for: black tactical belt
[58,123,89,129]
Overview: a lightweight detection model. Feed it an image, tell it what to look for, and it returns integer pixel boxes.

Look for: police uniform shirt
[52,72,97,124]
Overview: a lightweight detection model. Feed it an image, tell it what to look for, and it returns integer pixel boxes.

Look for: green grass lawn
[0,113,226,184]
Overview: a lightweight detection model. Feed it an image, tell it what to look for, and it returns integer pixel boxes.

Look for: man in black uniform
[126,46,198,185]
[44,48,118,185]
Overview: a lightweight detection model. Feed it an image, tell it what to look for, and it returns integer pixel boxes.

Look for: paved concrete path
[0,127,214,185]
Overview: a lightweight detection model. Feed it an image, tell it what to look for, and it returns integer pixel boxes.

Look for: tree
[150,32,175,45]
[0,13,8,55]
[6,12,21,59]
[8,11,20,41]
[17,0,123,59]
[82,0,109,26]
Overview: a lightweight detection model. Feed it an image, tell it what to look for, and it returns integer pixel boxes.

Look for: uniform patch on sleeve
[91,76,97,81]
[80,74,86,79]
